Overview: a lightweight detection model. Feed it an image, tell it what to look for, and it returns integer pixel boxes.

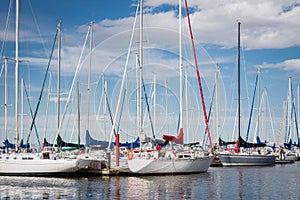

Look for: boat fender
[128,150,134,160]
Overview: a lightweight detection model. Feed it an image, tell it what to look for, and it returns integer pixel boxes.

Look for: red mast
[184,0,212,149]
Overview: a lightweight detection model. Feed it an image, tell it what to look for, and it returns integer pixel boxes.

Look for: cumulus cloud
[131,0,300,50]
[262,59,300,73]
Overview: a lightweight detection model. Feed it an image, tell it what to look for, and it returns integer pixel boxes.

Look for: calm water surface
[0,162,299,199]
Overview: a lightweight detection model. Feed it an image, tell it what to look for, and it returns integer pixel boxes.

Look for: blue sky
[0,0,300,146]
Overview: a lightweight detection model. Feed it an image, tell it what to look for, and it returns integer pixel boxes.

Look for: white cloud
[4,0,299,75]
[138,0,300,49]
[262,59,300,73]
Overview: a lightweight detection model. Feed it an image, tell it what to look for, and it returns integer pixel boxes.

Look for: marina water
[1,162,299,199]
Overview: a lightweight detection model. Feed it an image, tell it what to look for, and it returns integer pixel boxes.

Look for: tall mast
[21,78,24,139]
[57,21,61,129]
[165,80,169,134]
[77,81,81,146]
[107,1,140,149]
[185,72,189,142]
[44,72,52,139]
[87,22,93,131]
[257,67,261,138]
[295,85,300,134]
[101,73,107,138]
[4,58,8,139]
[288,77,292,140]
[15,0,20,150]
[179,0,183,130]
[153,73,156,135]
[135,53,139,135]
[139,0,144,143]
[237,21,241,147]
[215,66,220,142]
[184,0,212,148]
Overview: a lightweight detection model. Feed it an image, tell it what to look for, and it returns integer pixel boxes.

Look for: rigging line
[27,0,48,54]
[96,74,105,123]
[241,41,251,111]
[263,88,276,142]
[104,83,116,136]
[53,24,91,146]
[135,58,155,135]
[44,72,52,139]
[292,101,300,146]
[108,1,140,150]
[23,80,41,147]
[284,100,288,143]
[176,72,187,134]
[0,0,13,59]
[277,102,284,144]
[139,75,154,133]
[142,79,155,139]
[0,63,4,79]
[77,82,81,146]
[202,82,216,148]
[184,0,212,149]
[116,88,127,134]
[26,27,58,147]
[290,80,300,145]
[286,81,295,142]
[176,68,187,134]
[245,74,258,142]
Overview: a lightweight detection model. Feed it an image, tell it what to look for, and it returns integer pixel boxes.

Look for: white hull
[0,153,80,175]
[128,151,214,174]
[218,153,276,166]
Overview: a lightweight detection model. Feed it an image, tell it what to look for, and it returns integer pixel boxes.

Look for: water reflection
[125,173,214,199]
[1,163,300,199]
[0,176,80,199]
[211,164,300,200]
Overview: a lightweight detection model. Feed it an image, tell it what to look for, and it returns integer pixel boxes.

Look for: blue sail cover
[239,136,266,148]
[256,136,275,149]
[1,139,30,149]
[85,130,140,149]
[256,136,265,145]
[112,137,140,149]
[85,130,109,147]
[20,139,30,148]
[3,139,15,149]
[284,139,293,149]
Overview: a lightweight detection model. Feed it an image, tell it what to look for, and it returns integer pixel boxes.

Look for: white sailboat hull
[128,154,214,175]
[218,153,276,166]
[0,153,80,175]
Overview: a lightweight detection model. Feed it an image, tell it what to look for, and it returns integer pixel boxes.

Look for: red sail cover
[162,128,184,144]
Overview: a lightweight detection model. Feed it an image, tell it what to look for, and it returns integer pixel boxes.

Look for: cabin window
[22,157,34,160]
[14,157,17,160]
[43,152,50,159]
[6,157,9,159]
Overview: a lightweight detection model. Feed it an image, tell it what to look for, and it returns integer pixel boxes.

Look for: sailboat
[217,22,275,166]
[0,0,84,175]
[126,0,214,174]
[275,77,299,162]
